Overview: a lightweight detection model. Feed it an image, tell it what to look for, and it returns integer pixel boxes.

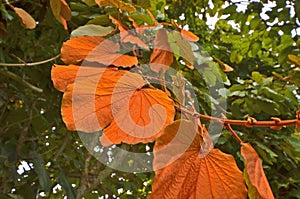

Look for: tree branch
[175,104,300,128]
[0,54,60,67]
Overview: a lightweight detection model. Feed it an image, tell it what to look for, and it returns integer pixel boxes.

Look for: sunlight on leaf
[51,65,174,146]
[241,143,274,199]
[60,36,138,67]
[151,120,247,199]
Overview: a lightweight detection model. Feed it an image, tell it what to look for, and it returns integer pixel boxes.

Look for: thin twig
[0,69,43,93]
[0,54,60,67]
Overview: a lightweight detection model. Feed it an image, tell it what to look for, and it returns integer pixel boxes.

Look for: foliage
[0,0,299,198]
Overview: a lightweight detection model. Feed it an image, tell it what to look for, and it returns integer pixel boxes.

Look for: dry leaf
[241,143,274,199]
[60,36,138,67]
[212,55,234,72]
[150,120,247,199]
[109,16,149,50]
[13,7,36,29]
[150,29,174,73]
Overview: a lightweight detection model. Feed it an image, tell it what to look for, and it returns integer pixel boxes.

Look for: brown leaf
[52,65,175,145]
[212,55,234,72]
[150,29,174,73]
[241,143,274,199]
[150,120,247,199]
[60,36,138,67]
[13,7,36,29]
[96,0,136,12]
[109,16,149,50]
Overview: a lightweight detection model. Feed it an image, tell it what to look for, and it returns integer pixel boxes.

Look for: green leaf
[31,152,51,192]
[82,0,97,6]
[70,24,114,38]
[252,71,264,84]
[57,172,76,199]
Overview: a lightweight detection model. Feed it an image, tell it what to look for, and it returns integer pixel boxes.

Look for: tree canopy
[0,0,299,198]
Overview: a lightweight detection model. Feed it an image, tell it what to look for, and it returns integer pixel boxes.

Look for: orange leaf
[150,29,174,73]
[180,29,199,42]
[172,20,199,42]
[51,64,80,92]
[150,120,247,199]
[60,36,138,67]
[109,16,149,50]
[100,88,175,146]
[241,143,274,199]
[50,0,71,30]
[96,0,136,12]
[52,65,175,145]
[59,67,128,132]
[13,7,36,29]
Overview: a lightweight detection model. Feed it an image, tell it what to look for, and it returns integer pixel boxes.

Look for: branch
[0,54,60,67]
[0,69,43,93]
[175,104,300,128]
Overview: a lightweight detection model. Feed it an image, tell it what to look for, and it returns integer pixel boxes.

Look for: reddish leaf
[109,16,149,50]
[241,143,274,199]
[150,120,247,199]
[13,7,36,29]
[50,0,71,30]
[51,65,175,145]
[150,29,174,73]
[96,0,136,12]
[60,36,138,67]
[180,29,199,42]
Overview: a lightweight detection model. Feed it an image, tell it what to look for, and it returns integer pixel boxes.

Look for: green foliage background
[0,0,299,198]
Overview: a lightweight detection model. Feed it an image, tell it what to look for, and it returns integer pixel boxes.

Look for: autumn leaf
[212,55,234,72]
[180,29,199,42]
[51,65,175,145]
[241,143,274,199]
[149,29,174,73]
[13,7,36,29]
[171,19,199,42]
[50,0,71,30]
[150,120,247,199]
[109,16,149,50]
[96,0,136,12]
[60,36,138,67]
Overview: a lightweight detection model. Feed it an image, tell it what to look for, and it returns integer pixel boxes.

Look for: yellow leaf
[96,0,136,12]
